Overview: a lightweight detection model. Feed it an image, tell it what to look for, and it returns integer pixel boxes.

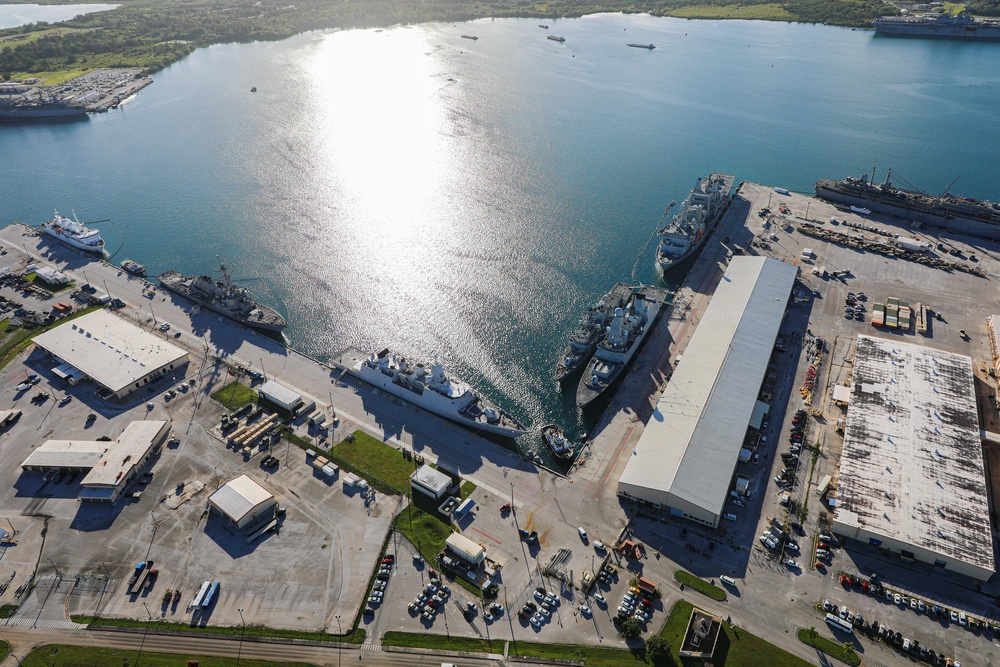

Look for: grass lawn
[669,3,794,20]
[71,615,365,644]
[674,570,727,601]
[382,632,643,666]
[328,430,416,494]
[797,628,860,665]
[395,502,455,565]
[661,599,813,667]
[459,480,477,499]
[21,644,314,667]
[13,68,93,85]
[0,640,7,663]
[210,380,257,411]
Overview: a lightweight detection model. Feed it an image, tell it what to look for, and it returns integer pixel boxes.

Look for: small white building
[32,266,69,287]
[446,532,486,565]
[208,474,277,533]
[32,309,188,399]
[257,380,303,416]
[410,464,452,499]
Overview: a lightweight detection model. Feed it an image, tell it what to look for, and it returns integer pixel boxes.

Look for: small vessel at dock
[555,282,633,385]
[547,35,566,42]
[121,259,146,276]
[628,43,655,49]
[38,210,105,254]
[539,24,549,29]
[541,424,573,459]
[461,34,478,40]
[577,287,665,409]
[352,350,527,438]
[656,173,734,274]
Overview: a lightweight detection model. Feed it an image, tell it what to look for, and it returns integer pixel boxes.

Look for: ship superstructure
[554,282,633,385]
[39,210,104,254]
[354,350,527,438]
[815,169,1000,240]
[158,258,286,337]
[655,174,734,273]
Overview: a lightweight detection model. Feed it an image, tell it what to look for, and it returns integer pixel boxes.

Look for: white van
[720,575,736,586]
[723,513,737,521]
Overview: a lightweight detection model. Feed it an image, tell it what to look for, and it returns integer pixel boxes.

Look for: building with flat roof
[208,474,277,533]
[411,464,452,499]
[833,335,994,580]
[617,256,798,527]
[20,420,169,502]
[32,309,188,399]
[446,532,486,565]
[257,380,303,417]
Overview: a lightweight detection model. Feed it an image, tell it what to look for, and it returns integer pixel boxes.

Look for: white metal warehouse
[208,474,277,533]
[617,256,798,527]
[32,309,188,399]
[833,335,994,580]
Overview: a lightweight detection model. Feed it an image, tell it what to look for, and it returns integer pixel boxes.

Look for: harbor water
[1,13,999,461]
[0,4,117,29]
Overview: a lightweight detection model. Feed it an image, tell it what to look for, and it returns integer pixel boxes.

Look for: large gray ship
[873,11,1000,40]
[554,282,633,385]
[159,258,286,338]
[815,168,1000,240]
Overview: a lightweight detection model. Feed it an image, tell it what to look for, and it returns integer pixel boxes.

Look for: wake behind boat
[655,174,734,274]
[353,350,527,439]
[38,210,105,254]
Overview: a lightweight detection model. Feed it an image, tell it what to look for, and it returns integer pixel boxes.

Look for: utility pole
[137,602,154,666]
[237,608,246,666]
[47,558,60,578]
[335,614,342,667]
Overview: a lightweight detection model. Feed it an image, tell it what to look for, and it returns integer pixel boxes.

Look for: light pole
[504,585,517,656]
[137,601,154,666]
[47,557,60,577]
[236,608,246,666]
[8,653,23,667]
[335,614,342,667]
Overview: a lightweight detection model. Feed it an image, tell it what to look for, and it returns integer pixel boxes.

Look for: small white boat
[541,424,573,459]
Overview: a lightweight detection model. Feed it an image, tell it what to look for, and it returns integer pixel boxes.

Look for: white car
[784,559,799,569]
[538,607,551,618]
[529,616,542,628]
[594,593,606,605]
[15,383,30,392]
[594,541,606,552]
[579,605,591,616]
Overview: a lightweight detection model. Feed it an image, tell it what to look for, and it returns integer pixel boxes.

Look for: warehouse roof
[208,475,275,523]
[33,310,187,394]
[835,335,994,574]
[619,256,798,518]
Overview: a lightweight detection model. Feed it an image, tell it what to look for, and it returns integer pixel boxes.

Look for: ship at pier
[655,174,734,274]
[873,11,1000,40]
[158,258,286,338]
[554,282,633,385]
[38,210,104,254]
[815,168,1000,240]
[353,350,527,439]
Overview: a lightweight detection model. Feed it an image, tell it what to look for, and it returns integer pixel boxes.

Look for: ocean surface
[2,13,1000,459]
[0,3,116,29]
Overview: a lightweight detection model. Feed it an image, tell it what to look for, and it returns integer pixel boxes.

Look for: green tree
[844,641,857,660]
[808,625,817,639]
[646,634,672,665]
[620,616,643,639]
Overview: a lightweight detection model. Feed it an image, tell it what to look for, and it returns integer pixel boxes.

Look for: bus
[825,613,854,635]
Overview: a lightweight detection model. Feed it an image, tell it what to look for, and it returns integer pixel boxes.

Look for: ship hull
[815,179,1000,241]
[157,277,287,338]
[655,173,735,277]
[554,282,634,385]
[39,228,104,255]
[355,365,526,438]
[576,294,664,409]
[874,22,1000,39]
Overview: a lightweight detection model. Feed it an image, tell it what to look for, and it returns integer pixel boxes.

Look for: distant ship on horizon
[873,11,1000,40]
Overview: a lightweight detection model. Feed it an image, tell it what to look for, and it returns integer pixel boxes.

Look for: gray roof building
[617,256,798,526]
[833,335,994,580]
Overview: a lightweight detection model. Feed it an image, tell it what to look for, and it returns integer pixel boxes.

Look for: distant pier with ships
[0,68,153,122]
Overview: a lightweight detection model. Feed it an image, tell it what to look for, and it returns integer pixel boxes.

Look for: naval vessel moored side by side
[554,282,634,385]
[815,168,1000,240]
[158,258,287,338]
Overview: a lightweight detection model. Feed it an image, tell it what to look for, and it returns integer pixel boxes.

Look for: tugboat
[121,259,145,276]
[250,87,257,92]
[541,424,573,460]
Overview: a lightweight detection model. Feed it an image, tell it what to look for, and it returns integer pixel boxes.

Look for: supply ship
[655,174,734,274]
[38,211,105,254]
[873,11,1000,40]
[815,168,1000,240]
[577,287,665,409]
[353,350,527,438]
[554,282,633,385]
[158,258,286,337]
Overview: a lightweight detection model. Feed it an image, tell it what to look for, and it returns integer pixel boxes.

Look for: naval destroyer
[554,282,633,385]
[353,350,527,438]
[815,168,1000,240]
[158,258,286,337]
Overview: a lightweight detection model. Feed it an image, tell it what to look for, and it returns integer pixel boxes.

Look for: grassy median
[673,570,727,601]
[72,614,365,644]
[22,645,313,667]
[797,627,860,665]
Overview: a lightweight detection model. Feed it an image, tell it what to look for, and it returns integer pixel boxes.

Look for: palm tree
[843,640,857,661]
[809,625,817,639]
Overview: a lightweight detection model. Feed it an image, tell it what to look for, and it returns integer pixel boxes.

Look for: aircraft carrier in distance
[815,168,1000,240]
[158,258,287,338]
[873,11,1000,40]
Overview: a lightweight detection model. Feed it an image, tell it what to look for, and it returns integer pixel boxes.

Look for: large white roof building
[833,335,994,580]
[208,474,277,532]
[618,256,798,527]
[33,310,188,399]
